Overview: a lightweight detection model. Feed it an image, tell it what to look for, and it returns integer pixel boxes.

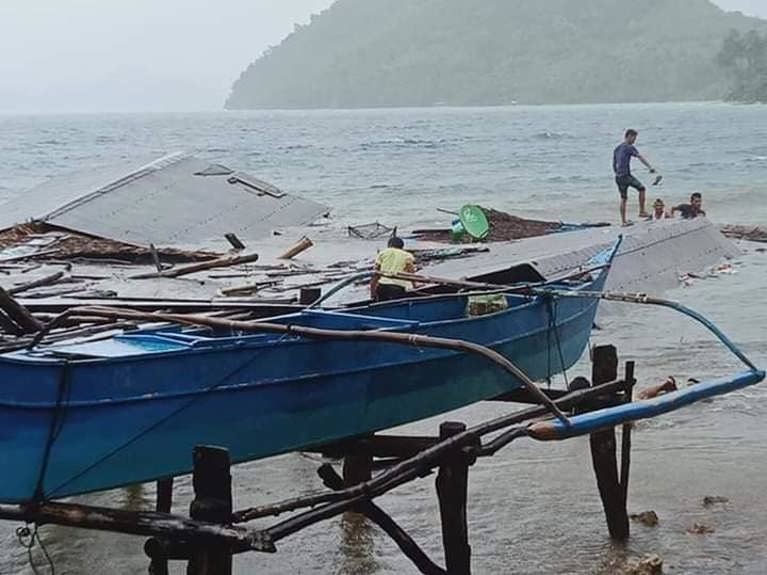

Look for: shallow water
[0,103,766,574]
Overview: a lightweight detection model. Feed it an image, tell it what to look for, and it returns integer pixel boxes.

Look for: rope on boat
[16,523,55,575]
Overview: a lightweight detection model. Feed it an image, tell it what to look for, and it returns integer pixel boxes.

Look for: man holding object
[613,129,657,226]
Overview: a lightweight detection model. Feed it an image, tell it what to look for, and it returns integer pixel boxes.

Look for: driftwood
[131,252,260,280]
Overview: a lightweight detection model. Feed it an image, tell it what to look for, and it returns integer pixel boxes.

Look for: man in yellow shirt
[370,237,416,301]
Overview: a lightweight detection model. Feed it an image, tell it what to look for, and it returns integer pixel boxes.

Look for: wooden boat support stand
[0,345,644,575]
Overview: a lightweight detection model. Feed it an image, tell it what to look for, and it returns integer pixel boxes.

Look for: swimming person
[672,192,707,219]
[370,236,417,301]
[651,198,669,220]
[613,129,657,226]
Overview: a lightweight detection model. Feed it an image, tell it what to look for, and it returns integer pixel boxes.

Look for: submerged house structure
[0,152,745,342]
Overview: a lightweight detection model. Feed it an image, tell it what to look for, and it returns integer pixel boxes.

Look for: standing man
[370,236,417,301]
[613,129,657,226]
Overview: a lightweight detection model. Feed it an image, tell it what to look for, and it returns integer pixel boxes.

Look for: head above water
[653,198,665,214]
[691,192,703,209]
[388,236,405,249]
[624,129,638,145]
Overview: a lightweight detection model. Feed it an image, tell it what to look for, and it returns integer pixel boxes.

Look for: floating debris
[720,224,767,244]
[347,222,395,240]
[702,495,729,506]
[687,522,715,535]
[629,510,659,527]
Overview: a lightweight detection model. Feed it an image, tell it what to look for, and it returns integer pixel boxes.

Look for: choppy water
[0,103,766,574]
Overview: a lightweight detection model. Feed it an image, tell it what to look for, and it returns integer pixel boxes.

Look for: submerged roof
[0,153,328,247]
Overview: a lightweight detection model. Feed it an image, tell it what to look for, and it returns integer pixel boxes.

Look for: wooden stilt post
[589,345,629,541]
[343,435,374,487]
[436,422,472,575]
[147,478,175,574]
[620,361,636,508]
[187,446,233,575]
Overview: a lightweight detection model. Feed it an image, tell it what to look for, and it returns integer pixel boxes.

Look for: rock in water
[636,554,664,574]
[629,510,659,527]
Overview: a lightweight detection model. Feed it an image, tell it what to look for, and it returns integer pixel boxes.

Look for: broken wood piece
[219,281,280,297]
[149,243,163,273]
[0,286,44,333]
[130,253,260,280]
[279,237,314,260]
[0,310,23,336]
[8,270,66,295]
[224,233,246,251]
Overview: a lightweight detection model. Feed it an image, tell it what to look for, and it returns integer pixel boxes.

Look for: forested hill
[226,0,766,109]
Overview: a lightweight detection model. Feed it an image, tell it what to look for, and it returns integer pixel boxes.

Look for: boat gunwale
[0,277,601,367]
[0,296,599,409]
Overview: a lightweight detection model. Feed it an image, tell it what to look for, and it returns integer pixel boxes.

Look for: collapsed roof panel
[0,154,328,247]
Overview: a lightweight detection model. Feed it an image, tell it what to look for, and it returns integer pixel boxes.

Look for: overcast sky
[0,0,763,113]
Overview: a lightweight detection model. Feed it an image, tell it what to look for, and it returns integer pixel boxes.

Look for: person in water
[672,192,707,219]
[651,198,669,220]
[370,236,416,301]
[613,129,657,226]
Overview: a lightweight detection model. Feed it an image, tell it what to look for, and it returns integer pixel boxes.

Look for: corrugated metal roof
[0,154,328,247]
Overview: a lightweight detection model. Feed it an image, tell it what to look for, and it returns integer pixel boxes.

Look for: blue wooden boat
[0,262,611,503]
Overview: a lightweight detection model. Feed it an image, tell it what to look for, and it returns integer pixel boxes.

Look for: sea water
[0,103,765,574]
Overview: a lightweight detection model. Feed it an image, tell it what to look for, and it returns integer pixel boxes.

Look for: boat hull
[0,282,602,502]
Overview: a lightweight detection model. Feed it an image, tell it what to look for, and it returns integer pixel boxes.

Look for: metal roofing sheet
[0,154,328,248]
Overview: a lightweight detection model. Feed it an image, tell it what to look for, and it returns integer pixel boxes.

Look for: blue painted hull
[0,274,605,503]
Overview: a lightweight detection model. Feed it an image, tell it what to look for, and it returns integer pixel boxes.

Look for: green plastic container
[459,205,490,240]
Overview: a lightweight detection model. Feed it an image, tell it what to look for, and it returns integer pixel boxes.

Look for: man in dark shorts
[613,129,657,226]
[672,192,707,219]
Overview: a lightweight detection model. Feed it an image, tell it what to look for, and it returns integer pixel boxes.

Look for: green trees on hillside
[226,0,767,109]
[718,30,767,103]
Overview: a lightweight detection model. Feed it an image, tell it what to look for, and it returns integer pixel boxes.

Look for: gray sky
[0,0,763,113]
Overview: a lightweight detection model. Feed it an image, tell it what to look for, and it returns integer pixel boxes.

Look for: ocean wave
[744,155,767,163]
[278,144,312,151]
[533,130,568,140]
[360,137,447,150]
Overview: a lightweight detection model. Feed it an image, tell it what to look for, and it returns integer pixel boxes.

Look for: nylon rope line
[16,523,55,575]
[551,297,570,390]
[45,334,292,499]
[34,361,72,502]
[545,296,553,388]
